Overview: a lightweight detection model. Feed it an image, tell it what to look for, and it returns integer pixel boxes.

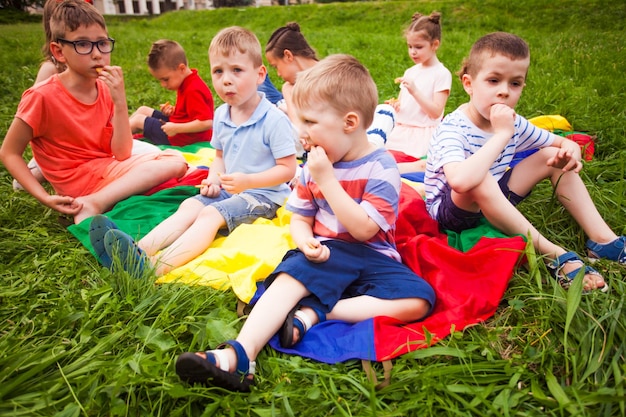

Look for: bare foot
[560,260,606,291]
[73,198,100,224]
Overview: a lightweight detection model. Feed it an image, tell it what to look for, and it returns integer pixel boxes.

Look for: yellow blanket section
[156,206,296,303]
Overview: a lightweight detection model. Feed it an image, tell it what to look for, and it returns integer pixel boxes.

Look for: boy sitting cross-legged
[0,0,188,225]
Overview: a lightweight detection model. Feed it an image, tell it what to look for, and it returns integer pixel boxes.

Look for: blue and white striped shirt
[425,108,555,220]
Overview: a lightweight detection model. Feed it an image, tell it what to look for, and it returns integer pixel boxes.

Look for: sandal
[279,306,325,348]
[175,339,255,392]
[89,215,119,268]
[547,251,608,293]
[586,236,626,264]
[103,229,148,277]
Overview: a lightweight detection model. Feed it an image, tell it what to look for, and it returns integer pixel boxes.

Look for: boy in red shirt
[130,39,214,146]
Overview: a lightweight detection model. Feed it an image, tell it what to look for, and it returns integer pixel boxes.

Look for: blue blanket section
[401,171,425,183]
[268,319,377,363]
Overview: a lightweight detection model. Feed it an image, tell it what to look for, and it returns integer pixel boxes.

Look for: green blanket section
[69,186,197,256]
[446,218,520,252]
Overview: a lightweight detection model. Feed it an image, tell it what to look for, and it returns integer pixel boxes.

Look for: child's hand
[98,65,126,104]
[45,194,82,216]
[306,146,334,185]
[160,122,178,136]
[547,139,582,173]
[302,238,330,263]
[219,172,249,194]
[385,97,400,112]
[402,79,418,96]
[160,101,174,116]
[489,104,516,138]
[200,182,222,197]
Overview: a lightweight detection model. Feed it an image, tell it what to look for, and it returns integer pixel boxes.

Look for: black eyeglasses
[56,38,115,55]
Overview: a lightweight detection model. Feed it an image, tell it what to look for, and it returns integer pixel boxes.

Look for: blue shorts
[143,110,170,145]
[265,239,436,315]
[192,190,280,234]
[437,168,529,233]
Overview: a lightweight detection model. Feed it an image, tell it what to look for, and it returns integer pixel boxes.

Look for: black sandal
[175,339,255,392]
[279,306,325,348]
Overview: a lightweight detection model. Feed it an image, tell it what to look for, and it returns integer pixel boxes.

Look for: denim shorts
[143,110,170,145]
[192,190,280,234]
[437,168,529,233]
[264,239,436,315]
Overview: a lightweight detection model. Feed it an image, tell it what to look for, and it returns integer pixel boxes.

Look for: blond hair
[292,54,377,128]
[148,39,188,70]
[208,26,263,68]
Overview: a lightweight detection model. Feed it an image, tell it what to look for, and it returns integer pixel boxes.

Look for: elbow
[446,175,475,194]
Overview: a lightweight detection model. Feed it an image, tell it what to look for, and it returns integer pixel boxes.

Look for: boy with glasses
[0,0,188,225]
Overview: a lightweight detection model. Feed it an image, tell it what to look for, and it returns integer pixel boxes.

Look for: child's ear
[50,42,66,64]
[257,64,268,85]
[283,49,294,62]
[461,73,473,95]
[343,112,359,132]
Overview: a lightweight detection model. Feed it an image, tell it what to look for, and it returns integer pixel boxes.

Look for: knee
[408,298,432,322]
[138,106,155,115]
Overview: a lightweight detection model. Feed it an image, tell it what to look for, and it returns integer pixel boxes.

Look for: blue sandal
[88,215,119,268]
[103,229,148,277]
[547,251,608,293]
[586,236,626,264]
[175,340,255,392]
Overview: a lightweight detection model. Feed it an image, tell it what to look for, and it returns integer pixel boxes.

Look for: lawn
[1,0,625,415]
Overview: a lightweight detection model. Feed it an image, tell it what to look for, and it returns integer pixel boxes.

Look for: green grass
[1,1,625,415]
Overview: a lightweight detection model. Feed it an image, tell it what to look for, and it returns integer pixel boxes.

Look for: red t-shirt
[168,68,214,146]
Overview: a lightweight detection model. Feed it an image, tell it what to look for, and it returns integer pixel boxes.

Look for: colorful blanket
[68,143,527,364]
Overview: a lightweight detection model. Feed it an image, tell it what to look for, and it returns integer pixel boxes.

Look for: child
[265,22,396,149]
[12,0,161,191]
[425,31,625,293]
[129,39,214,146]
[385,11,452,174]
[0,0,188,225]
[174,54,436,392]
[89,26,297,276]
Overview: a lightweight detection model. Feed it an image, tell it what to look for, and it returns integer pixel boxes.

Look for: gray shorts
[193,190,280,234]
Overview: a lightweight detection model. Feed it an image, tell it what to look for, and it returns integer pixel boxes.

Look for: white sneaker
[12,158,46,191]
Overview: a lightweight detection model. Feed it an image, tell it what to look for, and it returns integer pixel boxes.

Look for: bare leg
[138,198,205,256]
[193,275,431,370]
[73,158,187,224]
[150,205,227,275]
[193,273,310,370]
[454,151,605,290]
[129,106,154,133]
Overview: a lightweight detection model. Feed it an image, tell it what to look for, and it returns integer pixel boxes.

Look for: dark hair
[458,32,530,79]
[49,0,106,42]
[148,39,187,70]
[405,11,442,42]
[265,22,318,60]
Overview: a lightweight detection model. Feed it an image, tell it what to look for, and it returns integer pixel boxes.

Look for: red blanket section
[372,184,527,361]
